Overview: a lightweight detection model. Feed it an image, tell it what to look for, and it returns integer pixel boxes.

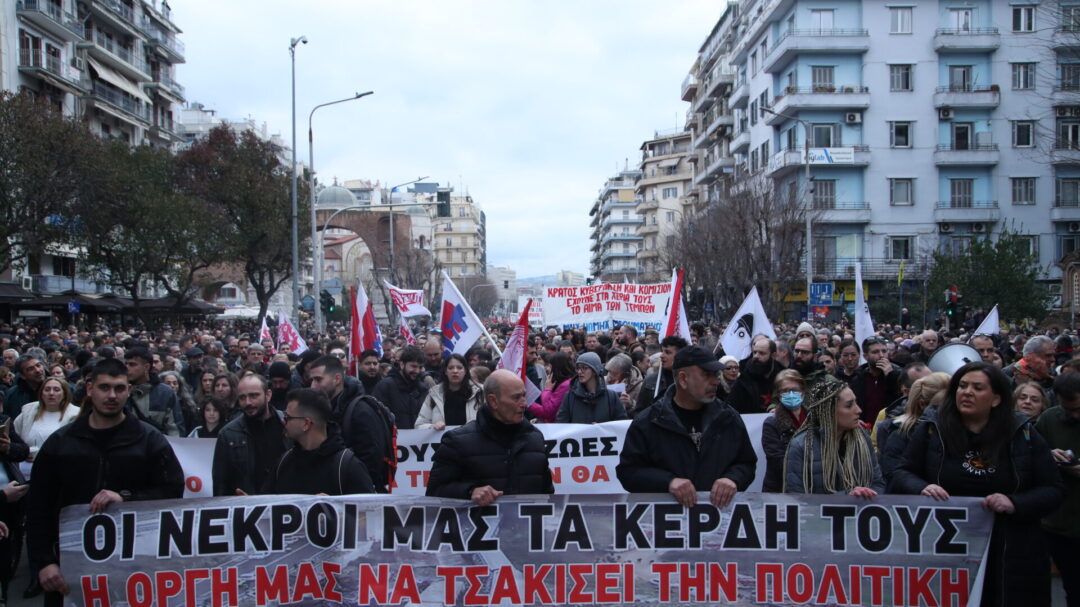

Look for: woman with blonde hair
[1013,382,1049,422]
[878,372,950,484]
[783,375,884,496]
[13,377,80,465]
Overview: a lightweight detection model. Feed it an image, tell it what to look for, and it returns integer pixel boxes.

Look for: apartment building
[636,129,693,283]
[683,0,1078,314]
[431,190,487,279]
[2,0,184,296]
[589,168,644,283]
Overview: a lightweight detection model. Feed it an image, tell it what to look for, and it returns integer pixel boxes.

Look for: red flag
[349,283,383,375]
[398,315,416,346]
[663,268,691,341]
[497,300,542,403]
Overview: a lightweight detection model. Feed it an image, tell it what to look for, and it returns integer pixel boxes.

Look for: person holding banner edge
[617,345,756,508]
[892,361,1063,607]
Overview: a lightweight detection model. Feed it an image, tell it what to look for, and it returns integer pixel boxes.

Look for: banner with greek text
[542,282,674,332]
[60,493,991,607]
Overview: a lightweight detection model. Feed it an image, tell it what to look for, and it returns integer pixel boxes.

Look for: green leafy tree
[0,92,100,274]
[928,226,1050,321]
[176,126,308,321]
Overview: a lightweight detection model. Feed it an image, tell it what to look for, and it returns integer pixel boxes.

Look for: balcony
[696,152,736,183]
[730,77,748,110]
[150,115,178,138]
[810,258,930,282]
[767,86,869,124]
[84,82,151,123]
[933,144,1000,165]
[17,49,85,93]
[143,21,185,63]
[1052,85,1080,107]
[601,250,639,262]
[1053,199,1080,222]
[681,74,697,102]
[88,0,141,36]
[933,28,1000,52]
[767,146,871,178]
[933,85,1000,108]
[16,0,84,41]
[145,71,185,100]
[1053,26,1080,50]
[934,200,1001,223]
[730,130,750,154]
[637,171,692,188]
[85,29,150,80]
[696,111,735,145]
[31,275,106,295]
[638,221,661,236]
[695,64,736,109]
[811,201,872,223]
[601,215,643,230]
[1052,142,1080,165]
[764,29,869,73]
[602,232,642,245]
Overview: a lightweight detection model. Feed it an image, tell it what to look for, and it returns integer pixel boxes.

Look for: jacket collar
[66,412,146,448]
[650,390,728,435]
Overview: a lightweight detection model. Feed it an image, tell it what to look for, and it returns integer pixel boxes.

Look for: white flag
[720,287,777,361]
[275,309,308,355]
[439,272,486,357]
[854,262,874,365]
[969,305,1001,340]
[383,281,432,318]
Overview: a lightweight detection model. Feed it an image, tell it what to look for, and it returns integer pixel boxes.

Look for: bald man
[426,370,553,505]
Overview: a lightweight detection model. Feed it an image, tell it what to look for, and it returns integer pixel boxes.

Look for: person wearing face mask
[761,370,807,492]
[267,362,293,412]
[783,374,884,497]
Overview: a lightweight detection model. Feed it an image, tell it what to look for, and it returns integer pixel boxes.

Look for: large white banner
[518,295,544,326]
[165,415,769,497]
[542,282,674,332]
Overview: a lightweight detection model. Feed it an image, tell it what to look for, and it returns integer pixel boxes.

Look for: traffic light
[320,289,335,315]
[436,190,451,217]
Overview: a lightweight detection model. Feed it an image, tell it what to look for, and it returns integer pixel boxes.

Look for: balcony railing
[150,71,185,96]
[935,85,998,93]
[811,201,870,210]
[1054,142,1080,150]
[142,21,185,56]
[775,28,870,44]
[92,30,149,74]
[89,83,150,121]
[935,143,998,152]
[1055,199,1080,207]
[811,258,930,281]
[33,275,105,295]
[778,85,869,95]
[101,0,135,25]
[935,200,998,209]
[935,28,999,35]
[16,0,85,37]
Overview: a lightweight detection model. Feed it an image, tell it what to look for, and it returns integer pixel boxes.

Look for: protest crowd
[0,286,1076,607]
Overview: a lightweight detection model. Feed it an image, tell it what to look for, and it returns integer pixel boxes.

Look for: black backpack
[341,394,398,492]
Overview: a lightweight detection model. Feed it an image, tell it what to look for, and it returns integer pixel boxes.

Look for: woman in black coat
[892,362,1063,607]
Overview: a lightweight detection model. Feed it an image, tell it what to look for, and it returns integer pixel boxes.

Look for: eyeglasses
[282,413,309,424]
[331,353,346,359]
[793,349,814,356]
[778,388,802,395]
[724,365,739,371]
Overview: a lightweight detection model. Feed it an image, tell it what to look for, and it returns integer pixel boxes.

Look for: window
[812,123,837,147]
[622,243,630,253]
[890,122,912,148]
[1064,6,1080,32]
[52,256,75,277]
[1061,235,1080,258]
[622,209,630,218]
[1058,178,1080,206]
[665,235,675,249]
[949,65,973,91]
[760,141,770,161]
[785,127,797,150]
[950,8,973,31]
[811,66,835,90]
[661,187,677,199]
[1059,121,1080,148]
[812,179,836,209]
[890,178,914,205]
[890,65,913,91]
[446,237,453,246]
[1012,63,1036,90]
[750,149,759,173]
[758,91,769,117]
[750,51,758,74]
[665,211,676,222]
[1018,235,1039,258]
[1061,63,1080,90]
[952,123,973,149]
[890,7,912,33]
[1012,178,1037,205]
[749,100,758,125]
[1013,121,1034,147]
[890,237,913,260]
[950,179,974,207]
[810,9,834,30]
[1013,6,1035,32]
[218,286,238,299]
[759,39,767,58]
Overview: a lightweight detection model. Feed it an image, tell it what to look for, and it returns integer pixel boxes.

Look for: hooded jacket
[415,380,484,429]
[26,413,184,567]
[892,413,1063,607]
[426,406,554,499]
[617,387,757,493]
[556,377,626,424]
[266,432,375,495]
[372,366,429,430]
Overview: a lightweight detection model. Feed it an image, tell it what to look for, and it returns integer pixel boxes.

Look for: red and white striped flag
[664,268,692,342]
[497,300,542,403]
[349,282,383,375]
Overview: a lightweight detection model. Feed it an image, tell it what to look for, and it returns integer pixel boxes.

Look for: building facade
[432,191,486,279]
[635,129,693,283]
[681,0,1077,315]
[589,168,644,282]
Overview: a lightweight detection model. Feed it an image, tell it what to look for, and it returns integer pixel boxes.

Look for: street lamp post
[288,35,307,326]
[310,91,374,333]
[385,176,429,282]
[763,107,813,321]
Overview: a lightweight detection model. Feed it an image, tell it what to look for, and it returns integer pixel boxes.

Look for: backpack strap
[337,449,349,495]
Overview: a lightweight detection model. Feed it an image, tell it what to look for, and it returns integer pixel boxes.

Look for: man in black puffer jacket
[727,337,783,415]
[618,346,757,508]
[27,359,184,605]
[427,370,553,505]
[373,347,429,429]
[265,389,374,495]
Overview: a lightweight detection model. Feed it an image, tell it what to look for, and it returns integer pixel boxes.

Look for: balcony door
[950,8,974,31]
[950,179,974,208]
[952,123,973,149]
[1060,121,1080,149]
[813,237,837,276]
[950,66,973,91]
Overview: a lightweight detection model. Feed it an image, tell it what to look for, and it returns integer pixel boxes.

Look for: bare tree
[662,174,812,320]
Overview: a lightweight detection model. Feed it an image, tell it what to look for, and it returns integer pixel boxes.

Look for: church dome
[316,185,357,209]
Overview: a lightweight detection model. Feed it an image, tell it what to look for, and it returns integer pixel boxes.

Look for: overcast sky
[176,0,720,278]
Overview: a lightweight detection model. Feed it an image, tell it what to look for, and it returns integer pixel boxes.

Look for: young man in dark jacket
[728,337,783,414]
[27,358,184,606]
[309,355,396,493]
[265,389,375,495]
[850,337,902,424]
[427,370,553,505]
[372,346,428,429]
[212,374,289,496]
[618,346,757,508]
[124,347,184,436]
[4,354,45,419]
